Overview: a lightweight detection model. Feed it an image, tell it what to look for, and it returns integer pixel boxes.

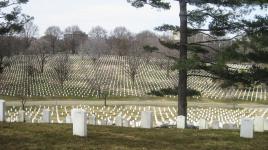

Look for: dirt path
[5,100,268,108]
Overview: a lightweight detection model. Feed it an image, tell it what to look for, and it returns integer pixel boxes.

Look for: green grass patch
[0,95,170,102]
[0,123,267,150]
[1,94,267,106]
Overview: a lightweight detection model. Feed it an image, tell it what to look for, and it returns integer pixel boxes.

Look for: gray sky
[22,0,180,36]
[21,1,266,36]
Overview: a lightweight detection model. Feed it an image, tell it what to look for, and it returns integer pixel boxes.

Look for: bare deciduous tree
[88,57,107,99]
[20,21,39,51]
[29,38,51,73]
[136,30,159,63]
[88,26,109,58]
[54,54,71,90]
[80,26,109,62]
[25,56,38,95]
[89,26,107,40]
[110,27,132,56]
[124,40,143,84]
[18,55,38,113]
[44,26,62,54]
[20,97,27,113]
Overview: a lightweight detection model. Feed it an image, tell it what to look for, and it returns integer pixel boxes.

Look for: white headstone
[123,119,130,127]
[6,117,10,122]
[18,110,25,122]
[107,119,113,126]
[72,109,87,137]
[176,116,186,129]
[141,111,153,129]
[223,123,237,130]
[101,119,107,126]
[211,120,220,129]
[25,116,31,123]
[42,109,50,123]
[240,118,254,139]
[130,120,136,128]
[115,115,123,127]
[65,115,72,123]
[199,119,208,130]
[88,115,96,125]
[254,116,264,132]
[264,119,268,131]
[0,100,5,122]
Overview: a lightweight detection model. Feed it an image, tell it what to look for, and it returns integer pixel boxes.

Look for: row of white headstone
[0,100,267,138]
[176,116,268,139]
[69,109,154,137]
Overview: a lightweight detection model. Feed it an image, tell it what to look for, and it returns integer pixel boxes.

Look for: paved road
[5,100,268,108]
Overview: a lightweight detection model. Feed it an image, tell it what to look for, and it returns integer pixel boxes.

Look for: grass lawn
[0,95,164,101]
[0,123,267,150]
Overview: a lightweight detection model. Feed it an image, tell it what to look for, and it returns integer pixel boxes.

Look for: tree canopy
[127,0,268,119]
[0,0,32,35]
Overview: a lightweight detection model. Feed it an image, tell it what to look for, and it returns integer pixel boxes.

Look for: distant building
[63,31,88,54]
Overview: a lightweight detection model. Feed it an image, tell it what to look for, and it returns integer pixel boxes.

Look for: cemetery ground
[1,55,268,149]
[0,123,268,150]
[1,92,268,150]
[1,55,267,102]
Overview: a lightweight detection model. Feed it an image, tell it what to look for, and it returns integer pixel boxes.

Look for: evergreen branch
[189,35,241,44]
[188,43,219,52]
[197,31,218,39]
[127,0,170,9]
[0,0,28,8]
[187,73,220,80]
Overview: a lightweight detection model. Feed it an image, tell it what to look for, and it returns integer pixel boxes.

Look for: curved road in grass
[5,100,268,108]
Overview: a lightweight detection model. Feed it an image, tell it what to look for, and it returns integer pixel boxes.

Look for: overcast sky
[21,0,266,37]
[21,0,181,36]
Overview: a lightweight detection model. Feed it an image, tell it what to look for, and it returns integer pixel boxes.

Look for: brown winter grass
[0,123,268,150]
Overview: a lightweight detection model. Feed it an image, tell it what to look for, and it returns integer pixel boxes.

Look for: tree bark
[0,55,3,74]
[178,0,188,121]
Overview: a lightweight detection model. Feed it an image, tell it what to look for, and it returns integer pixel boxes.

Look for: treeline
[1,21,233,57]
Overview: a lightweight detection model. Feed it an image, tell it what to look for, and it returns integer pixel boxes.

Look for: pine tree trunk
[178,0,188,121]
[0,56,3,74]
